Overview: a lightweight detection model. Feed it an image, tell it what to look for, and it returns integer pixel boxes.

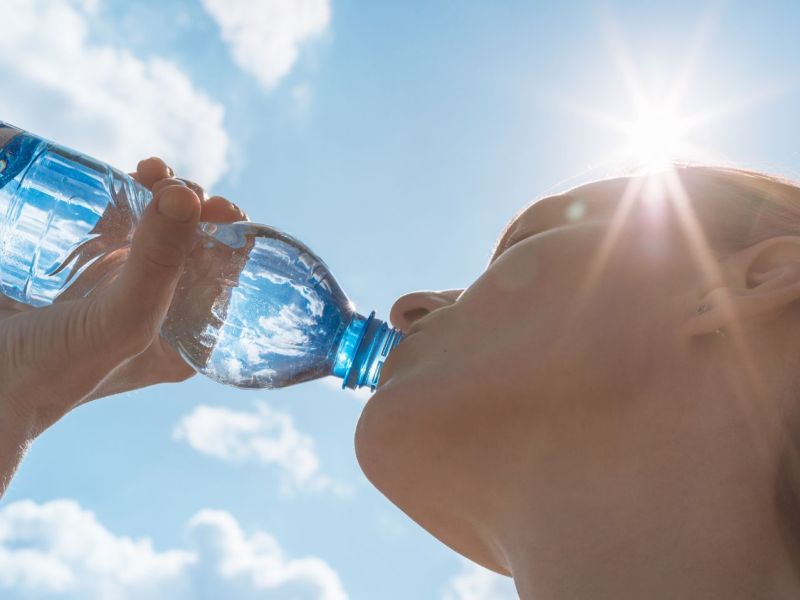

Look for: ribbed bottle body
[0,122,149,306]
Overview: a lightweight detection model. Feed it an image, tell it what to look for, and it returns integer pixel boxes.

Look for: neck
[497,470,800,600]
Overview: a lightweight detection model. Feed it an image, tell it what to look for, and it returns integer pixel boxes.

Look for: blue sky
[2,0,800,598]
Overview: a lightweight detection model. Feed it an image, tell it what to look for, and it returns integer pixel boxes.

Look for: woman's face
[355,174,781,572]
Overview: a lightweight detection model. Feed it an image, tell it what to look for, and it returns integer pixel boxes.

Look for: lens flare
[623,104,690,170]
[552,12,787,467]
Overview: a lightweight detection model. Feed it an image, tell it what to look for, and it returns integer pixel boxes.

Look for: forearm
[0,399,34,498]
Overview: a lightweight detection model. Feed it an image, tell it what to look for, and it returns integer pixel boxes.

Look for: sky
[2,0,800,598]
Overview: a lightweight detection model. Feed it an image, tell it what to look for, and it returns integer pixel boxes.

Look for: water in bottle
[0,121,403,390]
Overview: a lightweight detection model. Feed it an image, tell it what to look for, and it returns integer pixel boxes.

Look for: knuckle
[137,157,156,172]
[177,178,207,201]
[151,178,187,196]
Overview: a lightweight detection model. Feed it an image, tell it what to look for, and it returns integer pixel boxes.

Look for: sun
[623,104,690,171]
[547,12,751,175]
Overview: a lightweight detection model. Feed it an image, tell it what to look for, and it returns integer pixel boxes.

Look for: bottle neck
[332,312,404,391]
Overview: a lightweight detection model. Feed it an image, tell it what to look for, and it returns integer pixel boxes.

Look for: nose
[389,289,462,332]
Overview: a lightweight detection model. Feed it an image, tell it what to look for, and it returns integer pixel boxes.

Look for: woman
[357,166,800,598]
[3,161,800,598]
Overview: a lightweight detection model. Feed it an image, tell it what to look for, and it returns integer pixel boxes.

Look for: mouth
[404,325,421,338]
[376,328,418,388]
[378,313,444,387]
[404,314,436,338]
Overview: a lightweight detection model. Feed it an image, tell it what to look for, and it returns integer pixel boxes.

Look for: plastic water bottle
[0,121,403,390]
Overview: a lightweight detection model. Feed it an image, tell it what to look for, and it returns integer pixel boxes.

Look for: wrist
[0,389,38,443]
[2,384,71,440]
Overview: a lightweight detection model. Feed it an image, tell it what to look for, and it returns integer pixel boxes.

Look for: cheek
[490,251,540,293]
[457,229,678,401]
[458,233,599,347]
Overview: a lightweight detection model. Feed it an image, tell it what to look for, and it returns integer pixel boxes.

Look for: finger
[96,184,200,358]
[146,178,246,222]
[201,195,248,223]
[151,177,187,196]
[176,178,209,202]
[130,157,174,188]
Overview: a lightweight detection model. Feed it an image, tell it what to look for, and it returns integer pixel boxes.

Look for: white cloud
[443,560,518,600]
[172,402,351,495]
[0,0,229,188]
[188,509,346,600]
[0,499,347,600]
[201,0,331,90]
[0,500,192,598]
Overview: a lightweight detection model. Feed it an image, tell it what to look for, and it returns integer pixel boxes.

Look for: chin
[355,382,513,577]
[357,359,470,474]
[353,384,399,489]
[353,364,469,498]
[354,371,434,496]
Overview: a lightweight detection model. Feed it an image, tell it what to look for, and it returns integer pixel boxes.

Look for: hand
[0,157,247,496]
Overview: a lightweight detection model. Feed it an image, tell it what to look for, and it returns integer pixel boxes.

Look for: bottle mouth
[332,312,404,391]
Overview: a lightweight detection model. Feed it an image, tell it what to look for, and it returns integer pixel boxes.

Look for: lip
[377,329,419,387]
[405,316,435,337]
[404,326,421,337]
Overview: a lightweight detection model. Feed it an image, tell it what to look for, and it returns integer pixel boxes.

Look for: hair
[670,164,800,568]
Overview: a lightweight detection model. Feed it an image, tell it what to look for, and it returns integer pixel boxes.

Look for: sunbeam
[551,9,779,173]
[662,169,773,461]
[575,176,644,308]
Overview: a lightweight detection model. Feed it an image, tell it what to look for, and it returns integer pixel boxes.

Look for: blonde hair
[673,165,800,248]
[672,164,800,565]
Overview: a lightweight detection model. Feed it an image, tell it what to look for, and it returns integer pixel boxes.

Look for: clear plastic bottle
[0,121,403,390]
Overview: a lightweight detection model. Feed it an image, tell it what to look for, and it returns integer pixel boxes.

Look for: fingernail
[157,189,197,222]
[166,165,175,177]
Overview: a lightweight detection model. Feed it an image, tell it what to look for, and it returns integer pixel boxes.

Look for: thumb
[0,184,200,435]
[98,183,200,357]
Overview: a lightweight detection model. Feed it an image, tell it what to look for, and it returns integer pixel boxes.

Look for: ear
[683,236,800,337]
